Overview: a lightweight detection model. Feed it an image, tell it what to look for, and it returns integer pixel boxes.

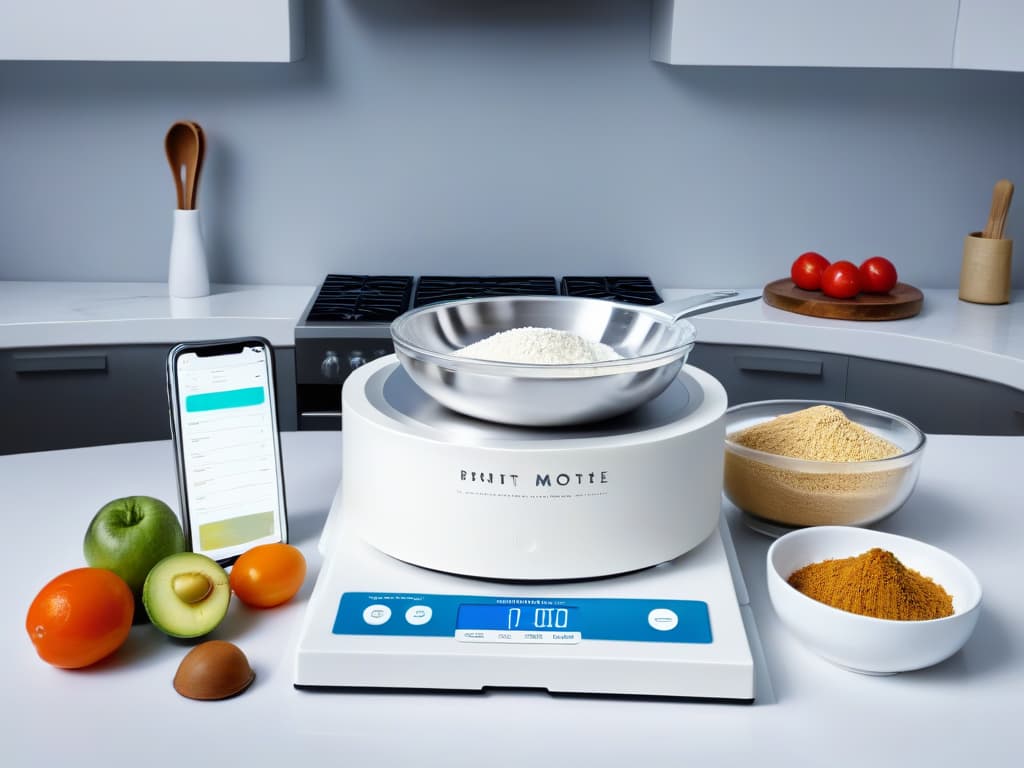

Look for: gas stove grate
[413,276,559,308]
[306,275,413,323]
[560,276,663,306]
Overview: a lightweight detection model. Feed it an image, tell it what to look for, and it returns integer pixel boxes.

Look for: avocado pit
[172,572,213,604]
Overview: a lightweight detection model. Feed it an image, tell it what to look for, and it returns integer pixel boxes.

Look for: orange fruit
[229,543,306,608]
[26,567,134,669]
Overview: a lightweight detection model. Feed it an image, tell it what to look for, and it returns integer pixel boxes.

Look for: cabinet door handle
[14,353,108,373]
[734,355,823,376]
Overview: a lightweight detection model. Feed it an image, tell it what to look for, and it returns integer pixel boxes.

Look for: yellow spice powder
[787,547,954,621]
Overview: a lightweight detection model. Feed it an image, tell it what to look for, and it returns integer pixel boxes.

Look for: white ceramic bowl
[767,526,982,675]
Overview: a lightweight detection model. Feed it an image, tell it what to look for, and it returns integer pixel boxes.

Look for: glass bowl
[723,399,925,537]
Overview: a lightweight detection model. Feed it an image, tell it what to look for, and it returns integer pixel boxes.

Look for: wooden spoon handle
[164,124,186,210]
[182,122,201,210]
[982,179,1014,239]
[188,121,205,210]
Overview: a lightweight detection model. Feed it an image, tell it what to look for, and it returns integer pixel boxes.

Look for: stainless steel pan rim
[387,291,748,426]
[390,295,697,379]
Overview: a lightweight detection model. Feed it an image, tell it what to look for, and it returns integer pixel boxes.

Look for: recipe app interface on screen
[176,345,281,559]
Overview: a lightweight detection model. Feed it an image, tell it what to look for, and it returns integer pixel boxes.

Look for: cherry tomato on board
[229,543,307,608]
[790,252,831,291]
[859,257,898,294]
[820,261,862,299]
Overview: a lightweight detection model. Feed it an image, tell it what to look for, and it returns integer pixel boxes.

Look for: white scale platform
[293,358,760,701]
[294,492,758,701]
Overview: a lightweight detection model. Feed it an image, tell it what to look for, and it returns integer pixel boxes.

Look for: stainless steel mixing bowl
[389,291,746,426]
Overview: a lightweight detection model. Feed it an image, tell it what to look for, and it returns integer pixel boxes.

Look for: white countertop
[1,281,1021,389]
[0,281,314,349]
[2,431,1020,766]
[666,287,1024,390]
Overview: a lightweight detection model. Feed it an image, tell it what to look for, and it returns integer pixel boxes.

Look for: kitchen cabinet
[693,342,1024,436]
[0,344,297,455]
[3,338,1018,453]
[688,344,849,405]
[953,0,1024,72]
[651,0,959,68]
[846,357,1024,436]
[275,347,298,433]
[1,345,171,454]
[0,0,303,62]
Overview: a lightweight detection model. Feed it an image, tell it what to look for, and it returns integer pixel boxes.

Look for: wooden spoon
[164,121,201,210]
[982,178,1014,239]
[185,121,206,210]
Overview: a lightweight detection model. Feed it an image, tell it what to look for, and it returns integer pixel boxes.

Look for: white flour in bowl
[453,326,622,365]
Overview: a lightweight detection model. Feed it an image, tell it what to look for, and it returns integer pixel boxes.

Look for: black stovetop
[412,276,559,308]
[304,275,414,323]
[559,276,664,306]
[302,275,663,324]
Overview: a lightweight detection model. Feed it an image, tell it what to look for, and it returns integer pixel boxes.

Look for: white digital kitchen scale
[293,357,758,700]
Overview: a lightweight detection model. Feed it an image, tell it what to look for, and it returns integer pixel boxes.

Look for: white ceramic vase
[168,209,210,298]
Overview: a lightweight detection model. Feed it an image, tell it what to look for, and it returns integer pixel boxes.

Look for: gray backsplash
[2,0,1024,289]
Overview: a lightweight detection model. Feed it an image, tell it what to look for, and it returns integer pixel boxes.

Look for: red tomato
[859,257,898,294]
[229,543,306,608]
[820,261,861,299]
[790,252,830,291]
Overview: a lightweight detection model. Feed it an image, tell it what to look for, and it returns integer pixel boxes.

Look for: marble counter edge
[666,288,1024,391]
[0,281,316,350]
[1,282,1021,390]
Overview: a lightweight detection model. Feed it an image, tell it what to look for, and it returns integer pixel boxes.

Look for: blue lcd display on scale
[333,593,713,645]
[457,604,580,632]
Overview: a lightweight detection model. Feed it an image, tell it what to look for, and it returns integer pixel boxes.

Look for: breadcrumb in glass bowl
[723,400,925,537]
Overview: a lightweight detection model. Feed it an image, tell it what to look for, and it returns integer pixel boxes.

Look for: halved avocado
[143,553,231,639]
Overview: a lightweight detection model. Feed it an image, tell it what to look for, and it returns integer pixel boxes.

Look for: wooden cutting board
[762,279,924,321]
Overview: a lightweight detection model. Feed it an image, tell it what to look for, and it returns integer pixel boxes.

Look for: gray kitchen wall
[3,0,1024,290]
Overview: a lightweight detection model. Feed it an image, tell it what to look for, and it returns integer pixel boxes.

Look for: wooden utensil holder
[959,232,1012,305]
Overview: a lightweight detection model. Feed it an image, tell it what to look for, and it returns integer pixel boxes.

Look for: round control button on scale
[363,605,392,626]
[405,605,433,625]
[647,608,679,632]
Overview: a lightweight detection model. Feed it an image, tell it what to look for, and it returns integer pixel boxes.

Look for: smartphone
[167,337,287,566]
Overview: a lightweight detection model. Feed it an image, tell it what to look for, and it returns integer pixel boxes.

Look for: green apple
[83,496,186,612]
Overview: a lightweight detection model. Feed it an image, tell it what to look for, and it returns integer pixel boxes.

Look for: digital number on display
[456,604,579,632]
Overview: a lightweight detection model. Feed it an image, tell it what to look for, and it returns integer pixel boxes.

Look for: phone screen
[172,341,285,563]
